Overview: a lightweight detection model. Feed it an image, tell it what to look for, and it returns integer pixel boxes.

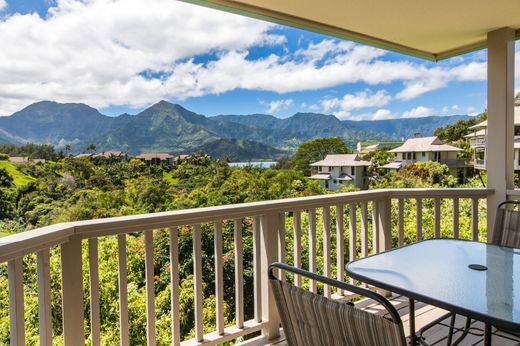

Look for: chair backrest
[269,263,407,346]
[493,200,520,248]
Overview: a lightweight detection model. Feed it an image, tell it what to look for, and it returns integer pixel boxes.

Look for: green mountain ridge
[0,100,473,159]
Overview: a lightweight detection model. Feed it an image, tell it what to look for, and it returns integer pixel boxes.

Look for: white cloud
[0,0,6,12]
[265,98,293,113]
[0,0,488,115]
[402,106,435,118]
[322,89,391,113]
[0,0,281,114]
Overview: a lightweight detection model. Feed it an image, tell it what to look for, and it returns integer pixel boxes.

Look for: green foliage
[292,137,351,175]
[0,161,36,187]
[434,112,487,143]
[0,143,60,160]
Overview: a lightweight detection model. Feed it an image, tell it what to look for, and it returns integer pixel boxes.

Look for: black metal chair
[269,262,407,346]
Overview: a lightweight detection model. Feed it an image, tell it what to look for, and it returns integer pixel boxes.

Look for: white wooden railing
[0,188,492,346]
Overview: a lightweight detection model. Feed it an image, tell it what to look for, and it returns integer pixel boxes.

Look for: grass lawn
[0,161,36,187]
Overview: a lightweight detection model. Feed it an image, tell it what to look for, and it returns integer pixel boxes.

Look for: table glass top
[346,239,520,329]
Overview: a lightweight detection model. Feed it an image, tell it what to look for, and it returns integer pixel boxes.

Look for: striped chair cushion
[270,279,407,346]
[493,208,520,248]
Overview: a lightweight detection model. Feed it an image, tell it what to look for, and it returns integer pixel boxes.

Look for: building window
[351,167,355,175]
[413,152,416,160]
[318,166,322,172]
[325,181,329,189]
[422,152,425,157]
[329,166,333,171]
[333,179,337,184]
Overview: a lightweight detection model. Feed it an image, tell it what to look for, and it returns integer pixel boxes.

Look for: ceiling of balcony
[184,0,520,61]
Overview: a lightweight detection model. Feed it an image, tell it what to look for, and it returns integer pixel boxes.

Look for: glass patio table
[346,239,520,346]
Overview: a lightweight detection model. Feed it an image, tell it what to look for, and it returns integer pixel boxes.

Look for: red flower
[223,255,230,262]
[180,227,190,233]
[165,264,171,272]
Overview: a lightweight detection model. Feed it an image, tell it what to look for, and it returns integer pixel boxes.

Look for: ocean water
[229,161,277,168]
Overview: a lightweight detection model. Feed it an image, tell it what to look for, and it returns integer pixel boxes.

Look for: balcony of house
[7,187,520,346]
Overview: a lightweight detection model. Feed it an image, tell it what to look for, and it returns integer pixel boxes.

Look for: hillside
[0,101,132,145]
[0,161,35,187]
[0,100,473,159]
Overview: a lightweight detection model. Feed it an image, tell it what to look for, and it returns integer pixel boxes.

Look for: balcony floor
[265,295,520,346]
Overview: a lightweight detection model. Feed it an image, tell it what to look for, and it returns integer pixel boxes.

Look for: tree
[86,143,97,153]
[434,111,487,143]
[64,144,71,156]
[292,137,351,175]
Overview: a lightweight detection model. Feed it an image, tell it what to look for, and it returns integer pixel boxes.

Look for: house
[74,153,92,159]
[309,154,370,190]
[92,151,128,160]
[466,107,520,171]
[136,152,174,165]
[9,157,46,164]
[381,136,468,176]
[356,141,404,155]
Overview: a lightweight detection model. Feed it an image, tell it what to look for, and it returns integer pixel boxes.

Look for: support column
[486,27,516,241]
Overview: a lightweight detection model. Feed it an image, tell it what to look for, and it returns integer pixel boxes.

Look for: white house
[381,136,468,177]
[466,107,520,171]
[309,154,370,190]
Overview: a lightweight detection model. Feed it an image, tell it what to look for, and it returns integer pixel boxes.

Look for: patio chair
[492,200,520,247]
[268,262,407,346]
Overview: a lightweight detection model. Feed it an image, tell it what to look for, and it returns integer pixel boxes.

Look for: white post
[260,212,280,340]
[486,27,516,241]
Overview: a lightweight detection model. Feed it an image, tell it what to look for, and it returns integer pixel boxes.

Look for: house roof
[93,151,126,158]
[136,153,174,160]
[310,154,370,167]
[74,153,92,158]
[185,0,520,61]
[389,136,462,153]
[337,173,353,181]
[381,162,403,170]
[309,173,331,180]
[9,157,28,163]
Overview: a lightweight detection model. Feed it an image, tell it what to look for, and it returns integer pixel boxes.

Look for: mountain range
[0,100,471,160]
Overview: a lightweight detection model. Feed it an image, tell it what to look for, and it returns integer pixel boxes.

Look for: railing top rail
[0,188,493,262]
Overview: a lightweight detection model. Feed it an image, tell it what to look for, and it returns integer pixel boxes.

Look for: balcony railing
[470,137,486,147]
[473,159,486,170]
[0,188,492,346]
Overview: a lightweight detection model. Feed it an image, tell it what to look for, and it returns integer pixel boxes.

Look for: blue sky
[0,0,516,120]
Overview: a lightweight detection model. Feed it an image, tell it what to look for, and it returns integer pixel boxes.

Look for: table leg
[409,298,416,345]
[484,323,492,346]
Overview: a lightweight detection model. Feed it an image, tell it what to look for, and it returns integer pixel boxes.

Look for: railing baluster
[144,231,156,346]
[372,201,379,254]
[398,198,404,246]
[234,219,244,329]
[8,257,24,346]
[253,217,262,322]
[169,229,180,346]
[349,203,357,284]
[335,205,344,295]
[88,238,101,346]
[416,198,423,240]
[322,206,331,298]
[118,234,129,346]
[360,202,368,257]
[37,249,52,346]
[193,224,204,342]
[214,222,224,335]
[472,198,479,240]
[434,198,441,238]
[308,208,317,293]
[293,211,302,287]
[277,213,286,282]
[453,198,460,238]
[61,236,85,346]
